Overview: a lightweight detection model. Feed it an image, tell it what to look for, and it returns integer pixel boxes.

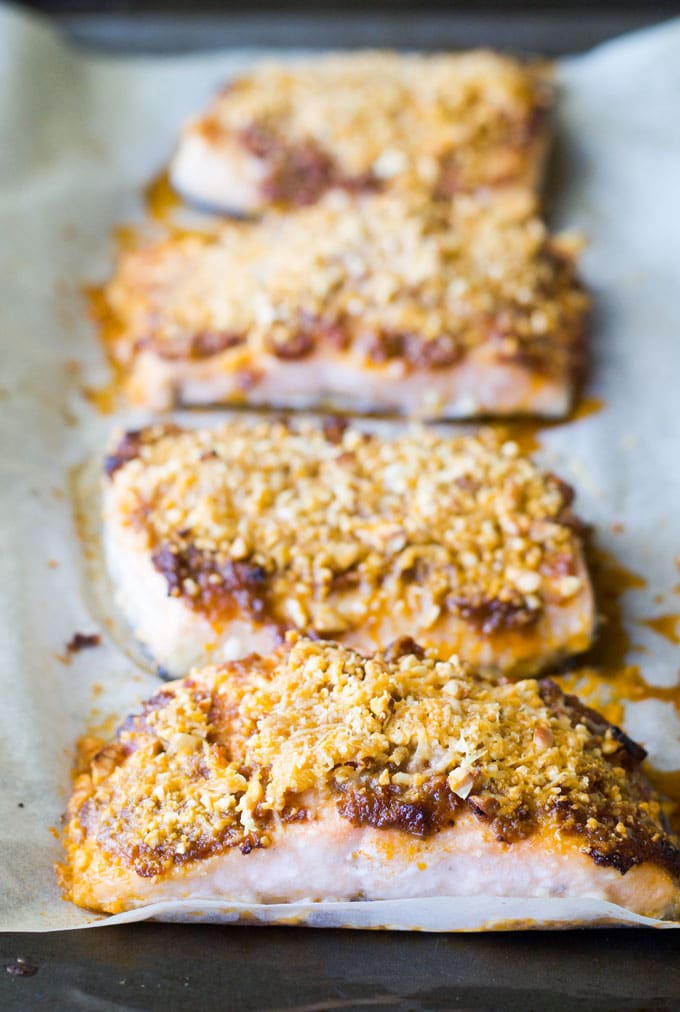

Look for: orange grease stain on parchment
[499,396,605,454]
[72,714,121,780]
[640,614,680,646]
[648,769,680,834]
[144,168,222,239]
[144,168,183,224]
[80,282,126,415]
[554,543,648,715]
[586,546,647,670]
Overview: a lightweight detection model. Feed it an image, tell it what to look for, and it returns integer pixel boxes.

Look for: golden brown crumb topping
[189,51,552,200]
[106,419,585,636]
[62,638,680,881]
[104,190,588,377]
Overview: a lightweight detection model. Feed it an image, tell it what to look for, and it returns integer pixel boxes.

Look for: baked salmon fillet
[103,419,594,678]
[169,51,553,214]
[58,638,680,919]
[101,190,588,416]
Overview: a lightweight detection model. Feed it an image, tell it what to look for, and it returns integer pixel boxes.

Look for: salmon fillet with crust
[169,51,553,214]
[101,190,588,416]
[102,419,594,678]
[58,638,680,919]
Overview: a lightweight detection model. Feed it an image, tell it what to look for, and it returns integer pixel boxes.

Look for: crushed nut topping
[105,419,587,643]
[104,189,587,376]
[186,51,552,200]
[61,638,680,881]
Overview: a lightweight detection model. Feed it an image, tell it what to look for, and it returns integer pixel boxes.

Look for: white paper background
[1,4,680,931]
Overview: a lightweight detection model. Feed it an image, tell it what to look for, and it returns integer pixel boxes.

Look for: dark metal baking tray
[4,922,680,1010]
[4,4,680,1009]
[20,1,680,55]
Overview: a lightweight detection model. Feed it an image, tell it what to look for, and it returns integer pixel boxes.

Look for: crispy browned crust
[150,543,270,624]
[536,680,678,875]
[61,639,680,889]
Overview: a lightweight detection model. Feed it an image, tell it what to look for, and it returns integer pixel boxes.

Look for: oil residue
[113,223,145,253]
[584,545,647,670]
[144,169,183,224]
[500,396,605,454]
[73,731,110,779]
[640,614,680,646]
[560,663,680,720]
[645,770,680,835]
[143,168,223,240]
[80,283,126,414]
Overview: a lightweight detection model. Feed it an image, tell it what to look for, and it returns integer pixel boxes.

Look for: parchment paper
[1,4,679,931]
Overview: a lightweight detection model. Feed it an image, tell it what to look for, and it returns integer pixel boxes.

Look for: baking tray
[22,0,680,56]
[3,3,680,1009]
[4,923,680,1010]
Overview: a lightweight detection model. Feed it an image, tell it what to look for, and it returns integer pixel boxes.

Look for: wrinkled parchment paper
[1,5,680,931]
